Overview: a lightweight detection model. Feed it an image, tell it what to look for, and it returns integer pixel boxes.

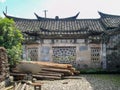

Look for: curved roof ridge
[34,12,80,20]
[3,12,101,21]
[98,11,120,18]
[34,13,55,20]
[3,12,37,20]
[62,12,80,19]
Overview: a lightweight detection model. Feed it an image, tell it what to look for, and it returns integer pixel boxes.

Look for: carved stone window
[28,47,38,61]
[52,46,76,64]
[91,47,100,63]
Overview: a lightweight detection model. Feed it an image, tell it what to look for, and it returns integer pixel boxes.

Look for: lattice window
[91,47,100,63]
[52,46,76,64]
[28,47,38,61]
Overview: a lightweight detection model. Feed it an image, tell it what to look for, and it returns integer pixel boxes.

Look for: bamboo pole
[15,82,21,90]
[21,83,26,90]
[37,72,63,77]
[4,86,14,90]
[25,85,29,90]
[33,74,62,80]
[39,71,64,75]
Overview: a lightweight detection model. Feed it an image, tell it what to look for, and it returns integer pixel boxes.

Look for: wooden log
[4,86,14,90]
[74,70,80,75]
[15,82,21,90]
[21,83,26,90]
[37,72,63,77]
[19,61,72,69]
[39,71,64,76]
[41,67,74,75]
[68,67,76,74]
[18,84,23,90]
[25,85,29,90]
[10,73,26,81]
[10,73,27,76]
[68,68,80,74]
[14,82,17,90]
[33,74,62,80]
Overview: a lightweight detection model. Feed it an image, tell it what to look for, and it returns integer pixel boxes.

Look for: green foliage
[80,68,120,74]
[80,68,104,74]
[0,17,24,66]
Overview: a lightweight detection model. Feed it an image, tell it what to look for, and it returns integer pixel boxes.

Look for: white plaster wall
[24,39,102,68]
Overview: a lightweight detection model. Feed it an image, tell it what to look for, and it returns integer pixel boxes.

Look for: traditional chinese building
[3,12,120,69]
[99,12,120,70]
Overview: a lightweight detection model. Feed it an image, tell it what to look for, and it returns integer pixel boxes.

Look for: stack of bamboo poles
[0,47,9,82]
[5,81,43,90]
[11,61,80,80]
[4,83,30,90]
[14,82,28,90]
[5,82,29,90]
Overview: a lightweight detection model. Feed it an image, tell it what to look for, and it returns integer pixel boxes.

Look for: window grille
[91,47,100,63]
[28,47,38,61]
[52,46,76,64]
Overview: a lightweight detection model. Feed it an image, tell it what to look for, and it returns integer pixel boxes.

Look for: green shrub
[0,17,24,66]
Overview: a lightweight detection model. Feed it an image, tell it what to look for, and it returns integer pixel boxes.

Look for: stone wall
[23,39,102,69]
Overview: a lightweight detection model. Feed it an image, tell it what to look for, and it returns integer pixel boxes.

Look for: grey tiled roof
[101,17,120,29]
[5,15,105,34]
[16,19,105,32]
[4,12,120,35]
[98,12,120,29]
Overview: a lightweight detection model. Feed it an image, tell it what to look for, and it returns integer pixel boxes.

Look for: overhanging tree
[0,17,24,66]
